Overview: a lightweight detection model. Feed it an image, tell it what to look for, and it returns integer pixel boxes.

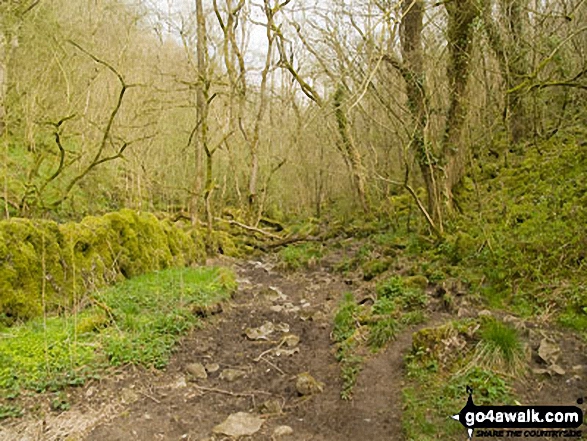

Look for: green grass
[278,243,323,270]
[471,319,525,373]
[0,266,235,407]
[332,293,363,399]
[367,317,397,350]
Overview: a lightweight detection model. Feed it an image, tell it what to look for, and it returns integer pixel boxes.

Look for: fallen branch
[215,217,281,239]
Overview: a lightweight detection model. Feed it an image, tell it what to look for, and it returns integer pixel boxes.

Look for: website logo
[451,386,584,439]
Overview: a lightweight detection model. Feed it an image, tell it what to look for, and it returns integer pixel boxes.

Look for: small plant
[376,276,428,311]
[470,319,525,374]
[0,404,23,420]
[376,276,405,299]
[50,392,70,412]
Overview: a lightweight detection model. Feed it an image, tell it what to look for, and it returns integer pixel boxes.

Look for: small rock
[295,372,324,396]
[259,399,282,414]
[174,376,188,388]
[531,368,549,376]
[571,365,585,373]
[282,334,300,347]
[213,412,264,437]
[186,363,208,380]
[220,369,246,382]
[120,387,139,404]
[144,413,152,420]
[272,425,294,437]
[537,338,561,365]
[549,364,566,376]
[478,310,492,318]
[312,311,326,322]
[282,303,300,313]
[245,321,275,340]
[265,286,286,301]
[276,322,290,333]
[270,305,284,312]
[274,347,299,357]
[85,386,97,398]
[299,310,313,321]
[205,363,220,373]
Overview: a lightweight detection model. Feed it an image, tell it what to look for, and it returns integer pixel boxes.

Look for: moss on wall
[0,209,205,324]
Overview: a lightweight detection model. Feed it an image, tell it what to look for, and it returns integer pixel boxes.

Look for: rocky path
[81,256,413,441]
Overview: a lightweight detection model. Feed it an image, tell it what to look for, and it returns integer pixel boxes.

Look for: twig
[139,391,161,404]
[254,340,284,362]
[258,355,286,375]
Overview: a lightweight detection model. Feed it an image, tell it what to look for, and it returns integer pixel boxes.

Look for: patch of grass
[368,317,397,350]
[0,266,235,402]
[470,319,525,374]
[278,243,323,270]
[376,276,428,311]
[332,293,363,399]
[332,293,360,342]
[97,266,235,368]
[0,316,99,394]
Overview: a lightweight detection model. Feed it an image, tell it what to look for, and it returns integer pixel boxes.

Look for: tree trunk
[190,0,208,227]
[333,85,369,212]
[442,0,481,209]
[483,0,528,145]
[0,34,7,133]
[399,0,441,223]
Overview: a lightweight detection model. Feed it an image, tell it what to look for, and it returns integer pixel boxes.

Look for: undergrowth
[0,266,235,415]
[278,243,323,270]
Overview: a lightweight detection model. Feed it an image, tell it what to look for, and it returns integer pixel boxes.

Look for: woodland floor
[0,248,586,441]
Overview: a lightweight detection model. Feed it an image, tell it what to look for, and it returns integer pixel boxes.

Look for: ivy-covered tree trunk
[399,0,440,223]
[483,0,529,145]
[333,85,369,212]
[442,0,481,210]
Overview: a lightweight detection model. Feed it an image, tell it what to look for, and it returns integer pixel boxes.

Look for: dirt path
[76,256,414,440]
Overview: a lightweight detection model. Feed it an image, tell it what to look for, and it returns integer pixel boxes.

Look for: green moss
[0,210,206,323]
[404,275,429,290]
[361,259,390,280]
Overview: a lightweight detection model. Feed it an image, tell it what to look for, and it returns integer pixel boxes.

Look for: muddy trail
[84,257,413,440]
[1,255,421,441]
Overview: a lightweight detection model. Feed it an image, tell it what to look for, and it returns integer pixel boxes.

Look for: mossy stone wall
[0,210,205,323]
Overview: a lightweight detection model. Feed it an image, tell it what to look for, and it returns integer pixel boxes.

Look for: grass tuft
[469,319,525,374]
